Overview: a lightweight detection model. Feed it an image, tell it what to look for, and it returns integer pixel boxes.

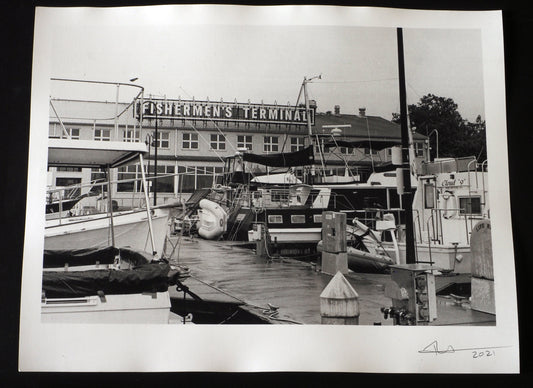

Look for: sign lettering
[134,99,315,125]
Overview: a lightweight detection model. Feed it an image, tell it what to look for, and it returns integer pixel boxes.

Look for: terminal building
[48,96,428,207]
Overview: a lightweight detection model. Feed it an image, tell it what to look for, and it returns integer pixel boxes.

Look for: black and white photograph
[17,4,519,373]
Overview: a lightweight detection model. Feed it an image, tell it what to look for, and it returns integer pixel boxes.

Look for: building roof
[314,112,426,141]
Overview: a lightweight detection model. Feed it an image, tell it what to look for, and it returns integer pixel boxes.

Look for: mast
[301,75,325,183]
[397,28,416,264]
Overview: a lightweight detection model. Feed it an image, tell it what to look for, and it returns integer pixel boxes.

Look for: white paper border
[19,5,519,373]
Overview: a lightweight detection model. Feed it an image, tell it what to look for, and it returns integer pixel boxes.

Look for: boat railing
[423,207,472,245]
[47,172,183,224]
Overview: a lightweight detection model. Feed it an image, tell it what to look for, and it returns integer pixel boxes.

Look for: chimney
[334,105,340,115]
[358,107,366,117]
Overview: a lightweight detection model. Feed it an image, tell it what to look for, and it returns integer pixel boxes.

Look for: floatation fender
[197,199,228,240]
[442,190,458,219]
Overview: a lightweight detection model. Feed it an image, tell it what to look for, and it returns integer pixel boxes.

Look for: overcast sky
[46,7,485,122]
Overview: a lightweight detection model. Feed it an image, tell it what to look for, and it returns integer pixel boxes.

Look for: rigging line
[177,85,237,152]
[328,135,355,177]
[185,120,226,163]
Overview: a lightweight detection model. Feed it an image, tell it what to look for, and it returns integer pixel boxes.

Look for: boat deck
[167,237,496,325]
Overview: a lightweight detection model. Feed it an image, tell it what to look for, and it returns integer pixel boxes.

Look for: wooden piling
[320,271,359,325]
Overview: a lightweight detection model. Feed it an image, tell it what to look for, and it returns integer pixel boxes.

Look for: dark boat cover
[42,262,181,298]
[43,246,119,268]
[242,145,314,167]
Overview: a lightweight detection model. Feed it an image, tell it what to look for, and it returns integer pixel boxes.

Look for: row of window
[114,164,224,194]
[49,126,306,153]
[267,214,322,224]
[49,126,423,157]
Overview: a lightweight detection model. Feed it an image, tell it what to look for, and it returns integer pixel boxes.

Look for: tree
[392,94,487,162]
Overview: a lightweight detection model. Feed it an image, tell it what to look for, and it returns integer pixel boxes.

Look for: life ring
[442,190,457,219]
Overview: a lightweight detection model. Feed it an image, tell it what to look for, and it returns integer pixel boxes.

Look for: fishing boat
[380,156,489,273]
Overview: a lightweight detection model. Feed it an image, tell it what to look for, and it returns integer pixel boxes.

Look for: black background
[2,1,531,385]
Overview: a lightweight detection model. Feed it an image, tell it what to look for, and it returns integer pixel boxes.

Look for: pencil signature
[418,340,510,356]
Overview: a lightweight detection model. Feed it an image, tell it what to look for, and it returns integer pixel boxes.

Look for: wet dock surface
[167,236,496,326]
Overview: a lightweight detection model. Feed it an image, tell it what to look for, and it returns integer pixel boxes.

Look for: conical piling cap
[320,271,358,300]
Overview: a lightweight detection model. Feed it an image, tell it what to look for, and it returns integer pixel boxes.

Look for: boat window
[291,215,306,224]
[313,214,322,223]
[459,196,482,215]
[268,215,283,224]
[424,183,435,208]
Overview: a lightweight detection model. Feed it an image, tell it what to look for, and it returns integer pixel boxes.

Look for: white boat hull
[248,227,322,244]
[382,242,471,273]
[41,292,171,324]
[45,208,170,255]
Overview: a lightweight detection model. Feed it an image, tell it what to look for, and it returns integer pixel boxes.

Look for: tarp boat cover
[241,145,315,167]
[42,246,182,298]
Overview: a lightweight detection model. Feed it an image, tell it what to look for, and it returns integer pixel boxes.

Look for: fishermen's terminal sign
[135,99,315,125]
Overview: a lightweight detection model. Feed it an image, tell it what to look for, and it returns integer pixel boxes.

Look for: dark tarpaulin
[42,262,181,298]
[323,139,401,150]
[43,246,119,268]
[242,145,314,167]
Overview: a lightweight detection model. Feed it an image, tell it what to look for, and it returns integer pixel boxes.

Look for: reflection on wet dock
[167,237,496,326]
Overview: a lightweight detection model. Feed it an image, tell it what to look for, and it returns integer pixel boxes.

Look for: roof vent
[334,105,340,115]
[358,107,366,117]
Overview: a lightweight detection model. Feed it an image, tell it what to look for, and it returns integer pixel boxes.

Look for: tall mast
[397,28,416,264]
[301,75,325,183]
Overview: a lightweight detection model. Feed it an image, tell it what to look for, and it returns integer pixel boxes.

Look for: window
[290,137,305,152]
[414,142,425,157]
[459,196,482,215]
[291,215,306,224]
[424,183,435,209]
[49,126,80,139]
[268,215,283,224]
[57,167,82,172]
[237,135,253,150]
[313,214,322,223]
[339,147,351,155]
[183,133,199,149]
[155,132,170,149]
[117,165,141,192]
[177,165,218,193]
[94,128,111,141]
[264,136,279,152]
[90,168,107,193]
[364,147,378,155]
[148,164,175,193]
[55,177,81,187]
[210,134,226,150]
[123,130,140,142]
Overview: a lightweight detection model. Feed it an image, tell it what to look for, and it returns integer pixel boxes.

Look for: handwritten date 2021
[472,349,496,358]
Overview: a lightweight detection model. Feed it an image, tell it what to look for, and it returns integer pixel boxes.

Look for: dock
[166,236,496,325]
